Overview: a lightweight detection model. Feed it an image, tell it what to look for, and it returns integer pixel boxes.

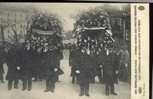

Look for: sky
[0,3,128,32]
[31,3,104,32]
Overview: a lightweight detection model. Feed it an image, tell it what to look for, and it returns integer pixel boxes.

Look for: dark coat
[6,47,21,80]
[0,48,5,64]
[103,52,119,84]
[0,48,5,79]
[69,49,79,76]
[76,51,94,85]
[55,49,63,67]
[21,48,37,79]
[0,64,4,80]
[58,49,63,60]
[69,49,75,67]
[43,51,60,82]
[77,66,91,85]
[94,51,105,76]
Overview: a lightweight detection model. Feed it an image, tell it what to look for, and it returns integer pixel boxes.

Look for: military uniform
[103,50,119,96]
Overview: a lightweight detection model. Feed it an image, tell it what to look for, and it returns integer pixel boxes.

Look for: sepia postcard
[0,3,149,99]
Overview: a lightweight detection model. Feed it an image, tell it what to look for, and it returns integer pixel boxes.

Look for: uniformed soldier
[103,48,119,96]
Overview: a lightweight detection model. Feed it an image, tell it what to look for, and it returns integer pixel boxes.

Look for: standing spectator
[103,48,119,96]
[44,50,61,93]
[6,45,20,90]
[118,46,130,82]
[56,48,63,82]
[69,45,78,84]
[0,46,5,83]
[75,49,94,97]
[96,50,106,83]
[21,44,34,91]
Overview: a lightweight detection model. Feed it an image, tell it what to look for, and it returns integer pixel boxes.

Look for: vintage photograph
[0,3,131,99]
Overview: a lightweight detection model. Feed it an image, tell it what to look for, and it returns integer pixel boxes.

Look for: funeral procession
[0,3,130,99]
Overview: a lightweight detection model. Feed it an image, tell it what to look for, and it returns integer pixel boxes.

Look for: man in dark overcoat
[95,51,106,83]
[0,46,5,83]
[55,48,63,82]
[69,45,78,84]
[75,49,94,97]
[44,50,60,93]
[21,46,35,91]
[118,47,130,82]
[6,45,21,90]
[103,48,119,96]
[32,51,42,81]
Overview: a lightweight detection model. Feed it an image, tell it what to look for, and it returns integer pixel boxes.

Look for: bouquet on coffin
[73,8,115,55]
[25,13,63,53]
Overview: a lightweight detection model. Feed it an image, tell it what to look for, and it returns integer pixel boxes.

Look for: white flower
[100,43,103,47]
[79,39,82,42]
[44,43,48,46]
[100,15,104,18]
[87,49,90,55]
[95,40,98,45]
[81,49,85,53]
[98,48,101,52]
[106,50,109,55]
[27,46,30,50]
[43,48,48,52]
[96,51,99,55]
[37,37,40,40]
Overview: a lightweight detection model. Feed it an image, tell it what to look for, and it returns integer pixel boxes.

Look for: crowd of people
[0,40,130,97]
[69,7,130,97]
[0,42,63,92]
[0,8,130,97]
[69,43,130,96]
[0,39,130,96]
